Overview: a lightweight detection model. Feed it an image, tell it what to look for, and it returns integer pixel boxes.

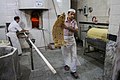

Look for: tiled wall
[109,0,120,35]
[0,0,19,40]
[0,0,20,25]
[77,0,109,22]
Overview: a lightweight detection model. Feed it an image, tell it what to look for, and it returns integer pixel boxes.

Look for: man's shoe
[64,65,70,71]
[70,72,79,79]
[18,54,22,56]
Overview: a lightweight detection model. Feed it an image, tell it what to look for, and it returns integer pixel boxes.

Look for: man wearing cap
[61,9,79,79]
[6,16,28,56]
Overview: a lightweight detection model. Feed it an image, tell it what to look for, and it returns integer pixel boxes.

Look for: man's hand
[67,27,78,33]
[61,24,67,29]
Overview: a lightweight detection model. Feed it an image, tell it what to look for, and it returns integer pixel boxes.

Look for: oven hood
[19,7,49,10]
[18,0,49,10]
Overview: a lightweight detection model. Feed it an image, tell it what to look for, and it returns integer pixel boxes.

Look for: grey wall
[0,27,6,40]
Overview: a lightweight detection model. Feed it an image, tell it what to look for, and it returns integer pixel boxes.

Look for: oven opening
[31,11,42,29]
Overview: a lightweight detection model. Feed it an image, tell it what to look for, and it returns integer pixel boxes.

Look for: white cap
[68,9,76,13]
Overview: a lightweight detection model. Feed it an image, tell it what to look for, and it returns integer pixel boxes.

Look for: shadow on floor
[20,65,31,80]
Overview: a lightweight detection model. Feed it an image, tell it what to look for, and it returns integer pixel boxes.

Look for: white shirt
[8,21,22,32]
[64,19,78,36]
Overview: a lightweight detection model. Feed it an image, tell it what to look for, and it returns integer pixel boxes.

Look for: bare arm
[17,29,29,38]
[62,24,78,33]
[66,26,78,33]
[20,29,28,32]
[17,29,28,35]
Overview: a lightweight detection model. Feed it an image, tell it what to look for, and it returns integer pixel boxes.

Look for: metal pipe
[30,45,34,70]
[24,32,57,74]
[42,29,47,50]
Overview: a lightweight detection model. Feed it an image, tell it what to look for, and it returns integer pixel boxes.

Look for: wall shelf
[79,21,109,26]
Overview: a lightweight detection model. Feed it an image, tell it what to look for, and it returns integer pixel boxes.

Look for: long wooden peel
[24,32,57,74]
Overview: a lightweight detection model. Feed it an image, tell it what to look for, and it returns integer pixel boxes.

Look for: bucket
[0,46,21,80]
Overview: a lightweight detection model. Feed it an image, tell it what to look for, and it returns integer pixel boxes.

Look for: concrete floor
[19,46,104,80]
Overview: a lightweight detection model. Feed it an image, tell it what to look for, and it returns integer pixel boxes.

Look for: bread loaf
[52,13,66,48]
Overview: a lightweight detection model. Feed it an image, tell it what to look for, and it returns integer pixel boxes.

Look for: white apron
[61,36,80,72]
[6,32,22,55]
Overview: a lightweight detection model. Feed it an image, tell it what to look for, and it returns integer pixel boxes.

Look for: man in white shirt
[6,16,27,56]
[61,9,79,79]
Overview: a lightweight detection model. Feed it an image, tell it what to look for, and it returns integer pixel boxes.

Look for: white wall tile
[111,5,120,15]
[109,15,120,25]
[111,0,120,5]
[77,0,108,22]
[108,0,120,35]
[0,28,6,40]
[109,24,119,35]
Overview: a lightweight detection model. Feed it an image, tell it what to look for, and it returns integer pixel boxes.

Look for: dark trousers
[8,37,13,46]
